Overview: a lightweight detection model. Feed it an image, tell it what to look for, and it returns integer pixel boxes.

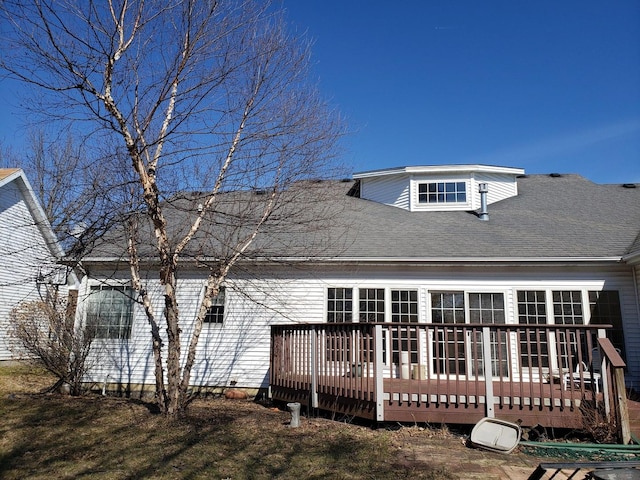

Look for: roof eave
[77,255,624,268]
[353,164,525,179]
[1,169,65,258]
[622,251,640,266]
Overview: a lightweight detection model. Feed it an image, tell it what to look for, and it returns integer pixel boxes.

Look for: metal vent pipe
[478,183,489,221]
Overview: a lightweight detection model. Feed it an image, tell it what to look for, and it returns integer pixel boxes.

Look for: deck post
[614,366,631,444]
[310,328,318,409]
[374,324,384,422]
[597,329,610,418]
[482,326,495,418]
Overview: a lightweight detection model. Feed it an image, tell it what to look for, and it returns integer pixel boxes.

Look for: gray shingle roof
[337,174,640,259]
[82,173,640,263]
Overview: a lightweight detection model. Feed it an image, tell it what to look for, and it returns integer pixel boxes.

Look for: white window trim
[84,281,135,341]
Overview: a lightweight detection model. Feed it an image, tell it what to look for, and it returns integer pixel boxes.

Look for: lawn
[0,365,542,479]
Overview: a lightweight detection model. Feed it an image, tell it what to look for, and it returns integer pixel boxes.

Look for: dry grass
[0,364,543,479]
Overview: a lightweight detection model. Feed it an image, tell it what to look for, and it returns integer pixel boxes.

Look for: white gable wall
[80,262,640,391]
[0,179,63,360]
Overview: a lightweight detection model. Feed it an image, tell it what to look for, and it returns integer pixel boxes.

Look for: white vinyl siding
[358,174,410,210]
[79,263,640,390]
[0,177,65,361]
[471,172,519,208]
[357,168,520,212]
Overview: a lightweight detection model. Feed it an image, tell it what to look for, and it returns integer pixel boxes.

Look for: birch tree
[0,0,344,416]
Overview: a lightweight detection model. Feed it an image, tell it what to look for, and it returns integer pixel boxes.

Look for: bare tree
[1,130,132,256]
[9,291,96,395]
[0,0,344,415]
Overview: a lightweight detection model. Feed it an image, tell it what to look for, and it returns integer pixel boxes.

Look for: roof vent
[622,183,637,189]
[478,183,489,221]
[549,173,562,178]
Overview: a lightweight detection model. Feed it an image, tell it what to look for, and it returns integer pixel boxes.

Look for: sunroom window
[327,288,353,323]
[359,288,384,322]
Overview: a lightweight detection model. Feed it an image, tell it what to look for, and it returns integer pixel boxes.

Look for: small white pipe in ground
[102,374,110,396]
[287,402,301,427]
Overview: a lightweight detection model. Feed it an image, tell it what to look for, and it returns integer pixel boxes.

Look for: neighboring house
[0,168,72,361]
[75,164,640,427]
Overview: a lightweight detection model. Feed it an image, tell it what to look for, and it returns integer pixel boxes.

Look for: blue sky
[0,1,638,184]
[283,1,640,183]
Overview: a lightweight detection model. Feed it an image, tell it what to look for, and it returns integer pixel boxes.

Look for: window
[431,292,466,374]
[553,291,583,325]
[359,288,384,322]
[418,182,466,204]
[468,293,505,324]
[517,290,549,368]
[469,293,508,377]
[589,290,625,361]
[431,291,465,324]
[86,285,133,339]
[391,289,419,364]
[553,291,584,370]
[204,288,225,324]
[327,288,353,323]
[391,289,418,323]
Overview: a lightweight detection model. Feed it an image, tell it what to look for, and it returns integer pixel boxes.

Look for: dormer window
[418,182,466,204]
[353,165,524,212]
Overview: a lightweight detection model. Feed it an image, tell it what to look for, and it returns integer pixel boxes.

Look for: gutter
[622,250,640,265]
[76,255,624,268]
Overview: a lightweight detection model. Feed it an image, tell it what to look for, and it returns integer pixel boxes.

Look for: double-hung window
[390,289,419,364]
[204,288,226,324]
[326,288,353,362]
[517,290,549,369]
[86,285,133,339]
[359,288,384,323]
[468,293,508,377]
[327,288,353,323]
[553,291,584,370]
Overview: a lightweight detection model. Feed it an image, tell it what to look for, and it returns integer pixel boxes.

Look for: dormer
[352,165,525,212]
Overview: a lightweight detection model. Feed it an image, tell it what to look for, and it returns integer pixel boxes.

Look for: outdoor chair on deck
[563,348,602,394]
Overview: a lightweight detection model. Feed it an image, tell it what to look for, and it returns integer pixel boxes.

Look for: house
[75,164,640,430]
[0,168,73,361]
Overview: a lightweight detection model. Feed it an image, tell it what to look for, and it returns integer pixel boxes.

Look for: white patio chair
[563,349,602,394]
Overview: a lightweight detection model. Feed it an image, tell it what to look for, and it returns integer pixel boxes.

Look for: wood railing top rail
[598,337,626,368]
[272,323,613,330]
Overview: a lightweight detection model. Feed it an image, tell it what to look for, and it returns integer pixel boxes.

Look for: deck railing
[270,322,630,442]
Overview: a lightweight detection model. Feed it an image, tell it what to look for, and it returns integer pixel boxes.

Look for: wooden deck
[270,322,631,441]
